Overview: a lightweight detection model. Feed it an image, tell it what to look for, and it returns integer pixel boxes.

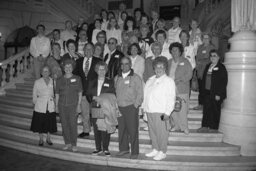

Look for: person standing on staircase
[55,59,83,152]
[168,42,193,135]
[193,33,215,110]
[29,24,51,79]
[60,20,77,52]
[197,49,227,133]
[142,56,176,161]
[86,61,115,156]
[30,66,57,146]
[115,56,143,159]
[73,43,101,138]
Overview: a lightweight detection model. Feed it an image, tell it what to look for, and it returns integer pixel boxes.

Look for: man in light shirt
[29,24,51,79]
[52,29,65,56]
[146,30,172,60]
[61,20,77,52]
[167,17,182,44]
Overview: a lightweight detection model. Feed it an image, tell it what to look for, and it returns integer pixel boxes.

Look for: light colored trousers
[147,112,169,153]
[33,57,45,79]
[171,93,189,131]
[80,96,91,133]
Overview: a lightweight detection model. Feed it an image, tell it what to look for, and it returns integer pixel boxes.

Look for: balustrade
[0,49,32,89]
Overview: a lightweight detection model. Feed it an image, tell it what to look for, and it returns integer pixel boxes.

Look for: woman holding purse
[30,66,57,146]
[86,61,115,156]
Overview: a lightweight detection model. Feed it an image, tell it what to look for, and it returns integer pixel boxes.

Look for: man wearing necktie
[104,38,124,79]
[73,43,101,137]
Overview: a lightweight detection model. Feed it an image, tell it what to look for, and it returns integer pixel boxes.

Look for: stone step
[0,123,240,156]
[0,133,255,171]
[0,93,203,116]
[3,90,200,110]
[5,91,32,100]
[0,96,33,108]
[0,110,221,142]
[0,104,202,130]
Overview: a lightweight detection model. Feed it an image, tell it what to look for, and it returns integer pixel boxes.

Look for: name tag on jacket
[103,83,109,87]
[70,79,76,82]
[124,80,130,84]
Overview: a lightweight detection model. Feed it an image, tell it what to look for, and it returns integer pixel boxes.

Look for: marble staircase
[0,77,256,171]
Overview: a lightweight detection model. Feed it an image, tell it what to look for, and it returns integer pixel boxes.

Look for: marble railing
[0,49,32,91]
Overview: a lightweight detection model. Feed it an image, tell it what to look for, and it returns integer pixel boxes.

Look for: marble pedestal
[219,30,256,156]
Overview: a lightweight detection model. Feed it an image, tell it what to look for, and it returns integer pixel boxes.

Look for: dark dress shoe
[130,154,138,159]
[39,141,44,146]
[78,132,89,138]
[46,140,53,145]
[104,151,111,156]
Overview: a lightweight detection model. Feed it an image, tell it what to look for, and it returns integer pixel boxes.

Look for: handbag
[174,96,182,112]
[191,71,199,92]
[91,100,104,118]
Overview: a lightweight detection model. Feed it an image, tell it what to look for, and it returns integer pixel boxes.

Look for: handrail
[0,48,32,89]
[0,49,28,67]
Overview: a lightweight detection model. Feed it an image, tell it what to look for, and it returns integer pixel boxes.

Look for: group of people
[29,3,228,161]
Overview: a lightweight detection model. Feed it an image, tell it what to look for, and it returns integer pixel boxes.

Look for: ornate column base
[219,30,256,156]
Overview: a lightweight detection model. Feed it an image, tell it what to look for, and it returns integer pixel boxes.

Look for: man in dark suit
[104,37,124,79]
[73,42,101,138]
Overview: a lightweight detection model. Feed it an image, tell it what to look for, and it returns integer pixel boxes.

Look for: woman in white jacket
[142,56,176,161]
[30,66,57,146]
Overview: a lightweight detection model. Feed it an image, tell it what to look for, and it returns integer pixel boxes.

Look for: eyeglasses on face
[108,42,116,44]
[210,54,218,57]
[121,63,130,66]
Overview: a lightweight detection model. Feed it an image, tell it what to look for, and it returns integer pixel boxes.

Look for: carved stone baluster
[16,58,21,76]
[1,65,7,87]
[9,61,15,81]
[29,56,34,69]
[20,57,24,73]
[24,55,28,72]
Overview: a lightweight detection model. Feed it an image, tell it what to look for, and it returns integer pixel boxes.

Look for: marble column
[219,0,256,156]
[219,30,256,156]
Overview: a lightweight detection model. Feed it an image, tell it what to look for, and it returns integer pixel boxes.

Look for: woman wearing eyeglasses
[96,31,109,57]
[197,49,227,133]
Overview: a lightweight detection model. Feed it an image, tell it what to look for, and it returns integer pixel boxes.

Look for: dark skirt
[30,111,57,133]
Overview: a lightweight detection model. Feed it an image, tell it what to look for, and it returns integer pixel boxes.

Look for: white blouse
[142,74,176,116]
[33,78,55,113]
[184,44,197,69]
[106,28,122,45]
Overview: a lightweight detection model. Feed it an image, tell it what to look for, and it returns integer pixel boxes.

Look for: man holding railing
[29,24,51,79]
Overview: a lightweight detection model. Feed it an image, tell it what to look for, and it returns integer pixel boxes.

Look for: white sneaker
[145,149,158,157]
[63,144,71,150]
[153,151,166,161]
[143,126,149,131]
[72,146,78,152]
